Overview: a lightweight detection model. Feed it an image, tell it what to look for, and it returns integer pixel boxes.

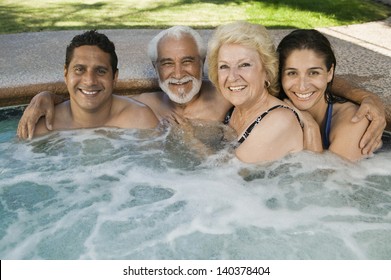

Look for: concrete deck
[0,20,390,129]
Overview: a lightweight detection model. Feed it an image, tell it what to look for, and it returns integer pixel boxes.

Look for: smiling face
[155,35,203,104]
[281,49,333,113]
[217,43,268,107]
[64,45,117,113]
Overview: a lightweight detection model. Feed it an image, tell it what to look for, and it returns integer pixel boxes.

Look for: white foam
[1,127,391,259]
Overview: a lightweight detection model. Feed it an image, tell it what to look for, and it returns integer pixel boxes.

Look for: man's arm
[332,76,386,155]
[17,91,66,140]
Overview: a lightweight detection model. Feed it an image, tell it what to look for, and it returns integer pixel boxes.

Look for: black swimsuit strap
[323,102,333,149]
[223,106,235,125]
[237,105,302,144]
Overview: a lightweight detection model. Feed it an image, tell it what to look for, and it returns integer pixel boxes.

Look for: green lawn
[1,0,390,34]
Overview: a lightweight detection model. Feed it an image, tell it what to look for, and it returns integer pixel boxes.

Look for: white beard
[159,75,202,104]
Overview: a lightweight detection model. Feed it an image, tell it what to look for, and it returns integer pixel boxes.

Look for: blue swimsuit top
[224,105,303,144]
[323,102,333,149]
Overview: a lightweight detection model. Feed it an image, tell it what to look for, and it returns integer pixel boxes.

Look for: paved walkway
[315,16,391,130]
[0,18,390,129]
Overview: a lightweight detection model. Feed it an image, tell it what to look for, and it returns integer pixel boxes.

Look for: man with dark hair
[65,30,119,78]
[18,27,385,155]
[28,30,158,138]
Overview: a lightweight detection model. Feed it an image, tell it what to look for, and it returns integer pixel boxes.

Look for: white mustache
[167,76,194,84]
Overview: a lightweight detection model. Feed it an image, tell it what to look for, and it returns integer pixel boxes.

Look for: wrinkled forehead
[157,34,200,59]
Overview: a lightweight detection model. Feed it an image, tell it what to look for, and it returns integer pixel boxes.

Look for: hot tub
[1,106,390,260]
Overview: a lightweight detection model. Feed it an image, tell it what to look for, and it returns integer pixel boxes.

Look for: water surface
[1,107,390,259]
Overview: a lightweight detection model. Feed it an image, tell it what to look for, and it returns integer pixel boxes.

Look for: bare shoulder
[114,95,148,107]
[131,91,165,103]
[331,102,369,135]
[333,102,369,127]
[130,91,170,119]
[264,104,302,128]
[112,95,158,129]
[33,118,51,137]
[236,105,303,162]
[247,104,303,149]
[329,102,370,161]
[33,101,71,137]
[334,101,358,118]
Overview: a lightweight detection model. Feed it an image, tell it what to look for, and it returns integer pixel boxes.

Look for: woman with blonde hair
[207,21,303,163]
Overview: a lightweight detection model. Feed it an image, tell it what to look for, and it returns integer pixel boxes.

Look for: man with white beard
[141,25,385,153]
[137,25,232,124]
[17,26,385,155]
[18,26,231,132]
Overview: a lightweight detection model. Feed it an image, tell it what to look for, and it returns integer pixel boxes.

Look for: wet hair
[207,21,279,96]
[147,25,207,64]
[277,29,344,103]
[65,30,118,77]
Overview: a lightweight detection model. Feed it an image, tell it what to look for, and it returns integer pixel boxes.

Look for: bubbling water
[0,108,390,259]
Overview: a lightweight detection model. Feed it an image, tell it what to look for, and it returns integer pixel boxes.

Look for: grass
[0,0,391,34]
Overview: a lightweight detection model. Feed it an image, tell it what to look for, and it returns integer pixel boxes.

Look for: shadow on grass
[0,0,390,33]
[0,2,112,33]
[182,0,391,20]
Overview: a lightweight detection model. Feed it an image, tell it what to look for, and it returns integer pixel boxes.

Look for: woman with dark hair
[277,29,373,161]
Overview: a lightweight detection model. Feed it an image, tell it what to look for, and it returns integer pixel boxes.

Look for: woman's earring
[265,80,271,88]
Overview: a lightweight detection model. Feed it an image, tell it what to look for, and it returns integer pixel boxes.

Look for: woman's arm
[331,76,386,154]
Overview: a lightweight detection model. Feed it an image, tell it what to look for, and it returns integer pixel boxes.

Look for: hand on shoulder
[329,102,370,161]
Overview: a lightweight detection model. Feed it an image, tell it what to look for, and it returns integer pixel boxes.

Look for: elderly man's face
[155,35,203,104]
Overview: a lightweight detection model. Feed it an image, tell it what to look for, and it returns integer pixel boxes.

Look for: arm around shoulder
[138,105,159,129]
[331,77,386,155]
[332,76,377,104]
[329,105,370,162]
[17,91,63,139]
[31,117,52,138]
